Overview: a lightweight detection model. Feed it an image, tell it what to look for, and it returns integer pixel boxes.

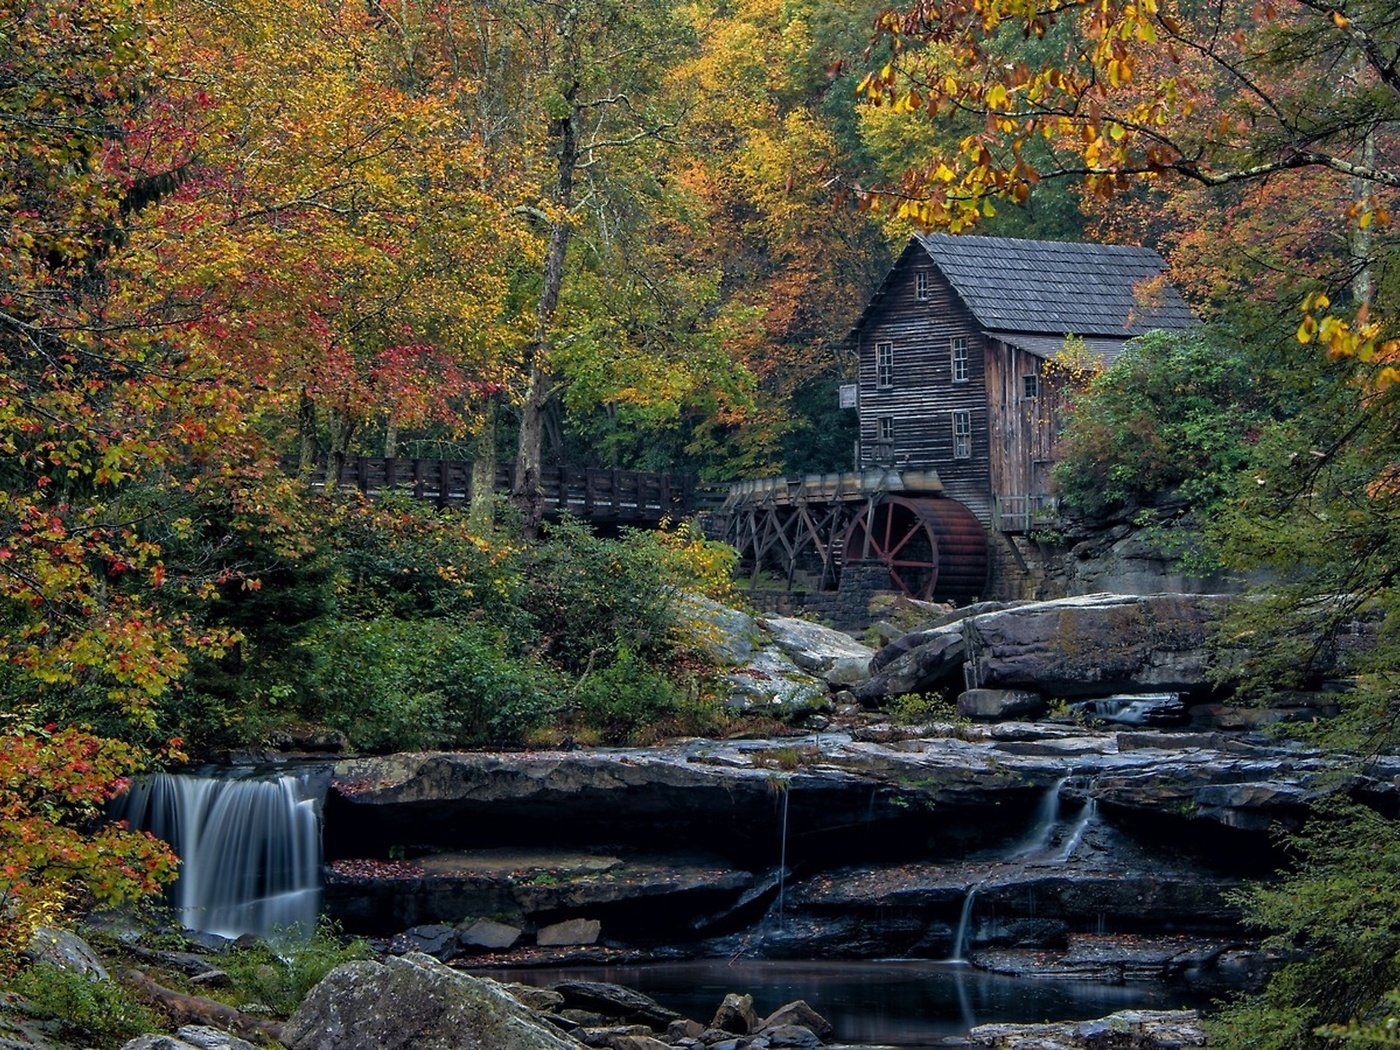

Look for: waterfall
[776,781,791,928]
[1008,777,1067,858]
[949,886,978,963]
[1054,799,1097,863]
[947,777,1097,962]
[114,770,323,941]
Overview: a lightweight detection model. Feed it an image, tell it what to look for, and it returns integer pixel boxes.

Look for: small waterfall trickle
[776,782,791,928]
[945,776,1100,963]
[1054,798,1098,863]
[1008,777,1068,858]
[949,886,978,963]
[114,770,324,940]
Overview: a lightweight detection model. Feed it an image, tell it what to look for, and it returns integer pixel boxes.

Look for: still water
[481,959,1206,1047]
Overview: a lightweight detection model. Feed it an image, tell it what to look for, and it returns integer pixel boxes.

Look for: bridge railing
[296,455,696,524]
[994,494,1059,534]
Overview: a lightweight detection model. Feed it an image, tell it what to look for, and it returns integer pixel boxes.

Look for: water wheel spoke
[885,525,923,561]
[840,494,986,603]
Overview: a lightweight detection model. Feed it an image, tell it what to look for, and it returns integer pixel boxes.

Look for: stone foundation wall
[742,562,902,631]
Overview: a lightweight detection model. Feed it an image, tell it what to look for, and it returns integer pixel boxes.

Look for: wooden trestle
[715,469,988,602]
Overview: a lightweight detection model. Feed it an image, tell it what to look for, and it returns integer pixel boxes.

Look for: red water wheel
[841,495,987,602]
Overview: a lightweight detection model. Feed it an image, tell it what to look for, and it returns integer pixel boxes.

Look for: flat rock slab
[420,850,622,876]
[326,855,756,934]
[969,1009,1206,1049]
[551,980,682,1028]
[789,862,1244,929]
[325,728,1394,877]
[536,919,601,947]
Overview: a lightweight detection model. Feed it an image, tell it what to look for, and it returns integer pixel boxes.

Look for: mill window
[915,269,931,301]
[951,337,968,383]
[876,341,894,389]
[1023,373,1040,398]
[952,410,971,459]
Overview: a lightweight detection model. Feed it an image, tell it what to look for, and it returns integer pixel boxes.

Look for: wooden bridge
[302,455,700,526]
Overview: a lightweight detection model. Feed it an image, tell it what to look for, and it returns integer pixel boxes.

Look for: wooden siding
[986,341,1056,505]
[856,250,994,522]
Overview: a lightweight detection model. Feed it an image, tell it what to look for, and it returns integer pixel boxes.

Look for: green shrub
[890,691,960,724]
[218,925,371,1017]
[9,964,159,1049]
[300,617,561,751]
[1053,329,1272,518]
[574,647,685,743]
[522,518,683,674]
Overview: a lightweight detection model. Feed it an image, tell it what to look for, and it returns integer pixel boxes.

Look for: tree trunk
[512,77,579,539]
[469,398,497,530]
[296,387,319,482]
[383,419,398,459]
[325,407,356,492]
[1350,126,1376,309]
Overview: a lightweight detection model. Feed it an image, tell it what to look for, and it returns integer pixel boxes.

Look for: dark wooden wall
[856,244,993,522]
[986,341,1053,503]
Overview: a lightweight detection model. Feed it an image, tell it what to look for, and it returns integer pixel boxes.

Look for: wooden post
[438,459,451,509]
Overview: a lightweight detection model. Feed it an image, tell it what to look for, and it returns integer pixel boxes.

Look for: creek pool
[476,959,1209,1046]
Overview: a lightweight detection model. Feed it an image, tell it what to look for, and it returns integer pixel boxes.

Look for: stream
[476,959,1209,1045]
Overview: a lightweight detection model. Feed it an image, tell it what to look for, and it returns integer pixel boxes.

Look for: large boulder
[963,593,1234,697]
[855,627,965,704]
[677,595,760,666]
[26,928,109,981]
[861,593,1237,704]
[281,953,584,1050]
[758,616,874,687]
[723,649,828,718]
[760,1001,834,1040]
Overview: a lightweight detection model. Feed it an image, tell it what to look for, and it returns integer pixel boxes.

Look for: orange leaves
[0,723,177,971]
[1297,293,1399,392]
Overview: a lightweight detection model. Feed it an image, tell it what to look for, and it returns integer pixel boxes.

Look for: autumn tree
[858,0,1397,363]
[664,0,894,475]
[0,0,247,949]
[139,0,526,488]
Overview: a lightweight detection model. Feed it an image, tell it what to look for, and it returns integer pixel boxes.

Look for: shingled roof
[914,232,1198,336]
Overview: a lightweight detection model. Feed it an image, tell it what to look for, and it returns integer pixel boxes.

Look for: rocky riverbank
[10,928,1210,1050]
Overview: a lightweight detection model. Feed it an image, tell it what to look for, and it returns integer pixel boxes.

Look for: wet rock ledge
[318,719,1387,986]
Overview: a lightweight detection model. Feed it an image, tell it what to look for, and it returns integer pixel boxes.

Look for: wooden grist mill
[714,469,988,603]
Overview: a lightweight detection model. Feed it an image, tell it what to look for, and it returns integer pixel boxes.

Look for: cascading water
[949,886,978,963]
[946,778,1099,963]
[114,770,323,940]
[1054,798,1098,863]
[776,783,791,927]
[1008,777,1068,858]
